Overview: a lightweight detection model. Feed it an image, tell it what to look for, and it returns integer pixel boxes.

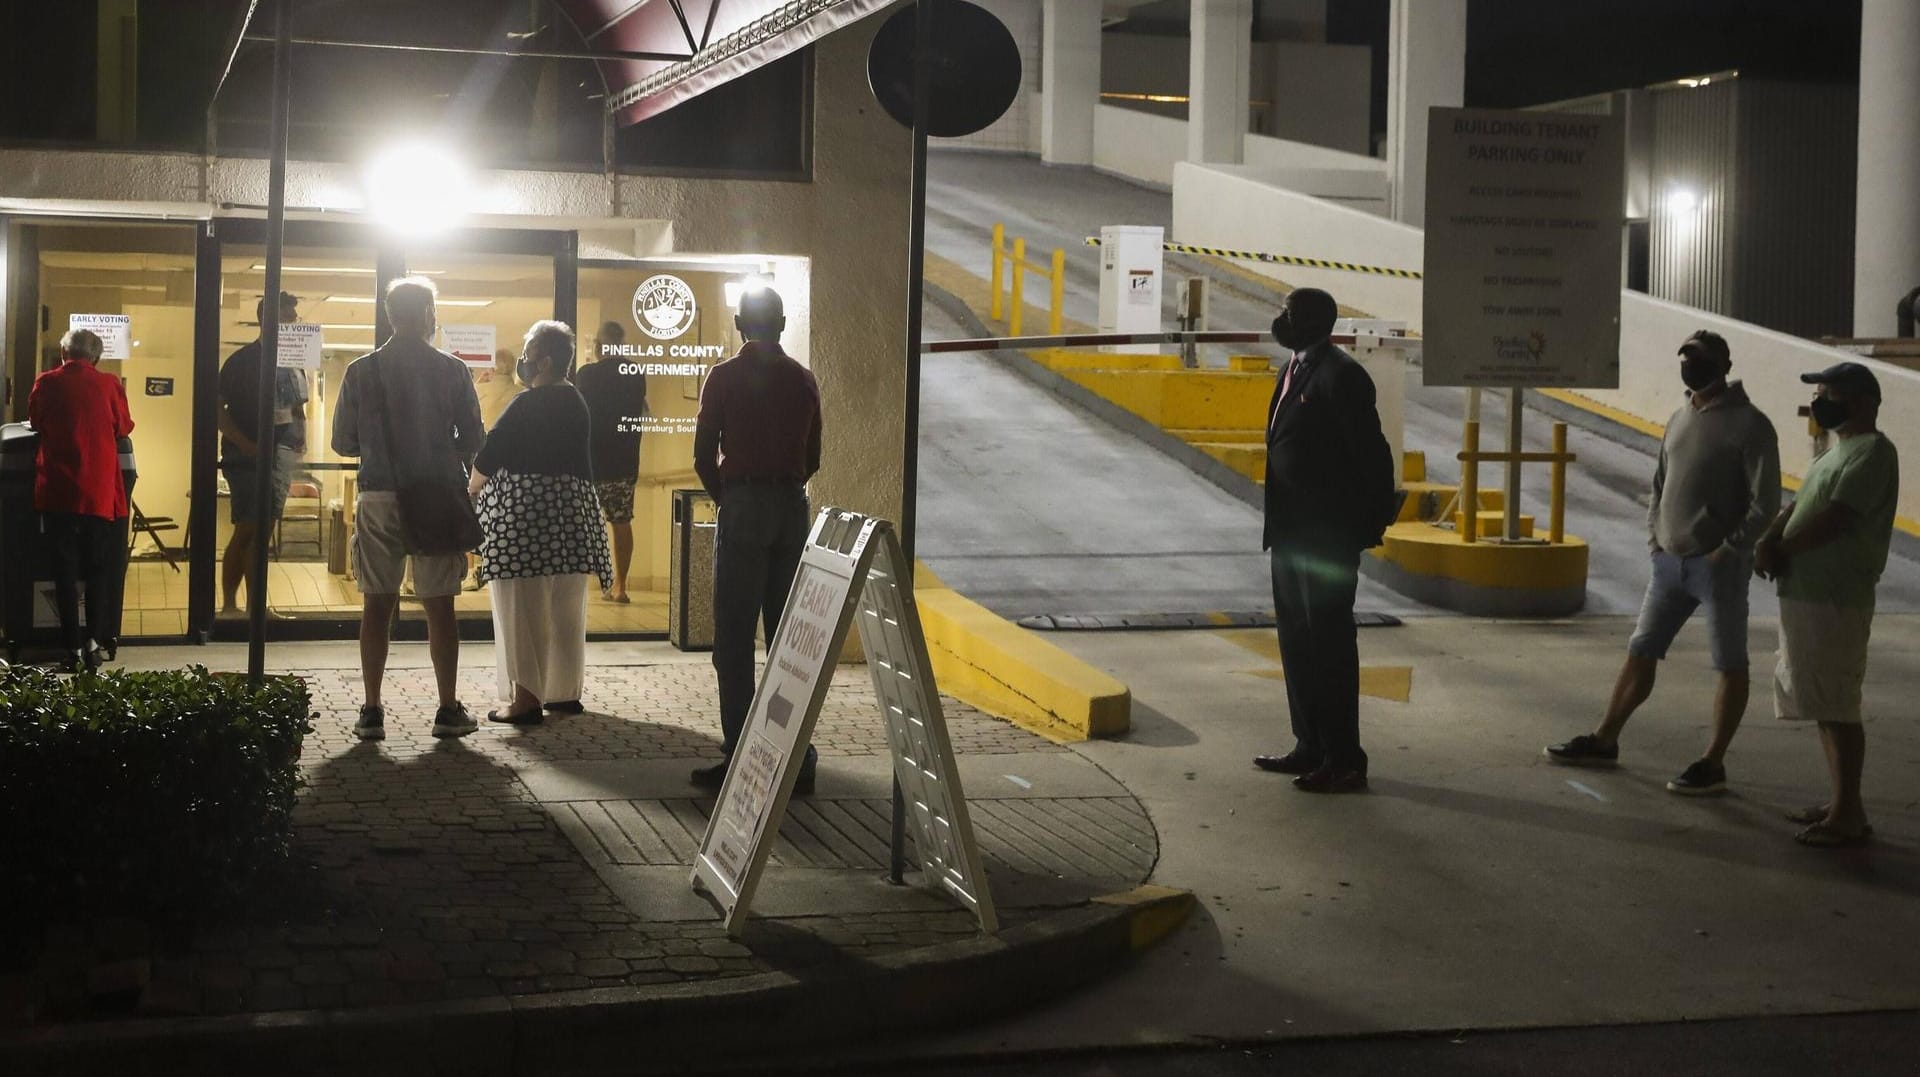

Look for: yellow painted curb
[913,584,1131,742]
[1092,885,1195,951]
[1377,520,1587,590]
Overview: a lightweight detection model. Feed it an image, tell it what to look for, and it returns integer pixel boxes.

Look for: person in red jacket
[28,328,134,672]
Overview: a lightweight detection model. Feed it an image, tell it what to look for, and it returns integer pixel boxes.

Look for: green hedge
[0,666,312,919]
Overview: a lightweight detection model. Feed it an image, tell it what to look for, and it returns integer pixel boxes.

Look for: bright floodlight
[365,143,471,236]
[725,275,773,309]
[1666,187,1700,217]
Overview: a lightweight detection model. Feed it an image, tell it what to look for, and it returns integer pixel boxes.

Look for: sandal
[486,708,545,726]
[1795,822,1872,848]
[1784,805,1874,835]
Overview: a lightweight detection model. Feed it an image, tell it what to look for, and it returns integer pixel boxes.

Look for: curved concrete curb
[1,886,1194,1077]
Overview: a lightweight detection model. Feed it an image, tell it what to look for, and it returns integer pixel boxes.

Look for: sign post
[1422,106,1624,540]
[692,509,998,936]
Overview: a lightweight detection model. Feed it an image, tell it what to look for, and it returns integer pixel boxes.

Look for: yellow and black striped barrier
[1084,237,1423,280]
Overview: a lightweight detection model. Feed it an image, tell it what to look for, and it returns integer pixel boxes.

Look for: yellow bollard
[1460,419,1480,544]
[990,223,1005,324]
[1010,237,1026,338]
[1550,422,1568,544]
[1050,248,1066,337]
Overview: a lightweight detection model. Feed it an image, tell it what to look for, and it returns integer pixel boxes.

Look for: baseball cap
[1677,330,1729,365]
[1801,361,1881,402]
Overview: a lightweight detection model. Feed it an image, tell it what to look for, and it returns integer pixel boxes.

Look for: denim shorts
[1627,548,1752,672]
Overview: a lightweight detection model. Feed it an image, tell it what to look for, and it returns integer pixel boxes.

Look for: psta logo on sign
[632,275,697,341]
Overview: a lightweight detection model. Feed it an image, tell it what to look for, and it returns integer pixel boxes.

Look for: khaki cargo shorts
[352,492,466,598]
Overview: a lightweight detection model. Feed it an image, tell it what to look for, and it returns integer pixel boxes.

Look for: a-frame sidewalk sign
[691,509,998,937]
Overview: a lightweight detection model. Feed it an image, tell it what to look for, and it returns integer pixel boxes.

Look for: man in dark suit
[1253,288,1397,793]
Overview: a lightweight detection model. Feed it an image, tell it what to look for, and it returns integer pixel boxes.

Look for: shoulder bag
[371,354,483,556]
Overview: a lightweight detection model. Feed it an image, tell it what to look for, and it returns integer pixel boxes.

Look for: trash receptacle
[326,500,348,576]
[669,488,716,651]
[0,422,45,660]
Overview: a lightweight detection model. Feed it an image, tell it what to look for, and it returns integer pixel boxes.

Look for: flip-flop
[610,593,632,605]
[1795,822,1872,848]
[1784,805,1874,834]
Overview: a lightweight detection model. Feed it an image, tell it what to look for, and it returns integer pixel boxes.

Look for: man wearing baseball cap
[1755,361,1898,847]
[1545,330,1780,795]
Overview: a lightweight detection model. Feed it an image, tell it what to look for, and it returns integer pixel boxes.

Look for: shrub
[0,666,311,920]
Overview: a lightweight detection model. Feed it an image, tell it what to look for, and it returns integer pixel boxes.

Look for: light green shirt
[1778,431,1900,608]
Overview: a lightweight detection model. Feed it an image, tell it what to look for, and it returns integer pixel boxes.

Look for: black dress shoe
[690,761,729,790]
[487,707,544,726]
[1254,751,1323,775]
[544,700,585,715]
[1292,767,1368,794]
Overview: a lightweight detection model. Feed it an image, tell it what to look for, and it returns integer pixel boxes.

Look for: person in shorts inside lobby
[574,320,647,603]
[1545,330,1780,796]
[1755,361,1899,848]
[331,276,486,741]
[218,291,308,616]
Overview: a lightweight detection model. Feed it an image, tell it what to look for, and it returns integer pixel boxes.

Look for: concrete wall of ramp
[1087,104,1386,212]
[1170,161,1920,527]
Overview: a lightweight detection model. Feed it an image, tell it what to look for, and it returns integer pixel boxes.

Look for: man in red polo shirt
[690,287,823,794]
[29,328,134,671]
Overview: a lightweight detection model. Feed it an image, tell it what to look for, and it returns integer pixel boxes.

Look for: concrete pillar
[1854,0,1920,337]
[1188,0,1252,165]
[1041,0,1102,166]
[1386,0,1466,227]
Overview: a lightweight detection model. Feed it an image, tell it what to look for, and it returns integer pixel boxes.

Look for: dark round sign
[867,0,1022,138]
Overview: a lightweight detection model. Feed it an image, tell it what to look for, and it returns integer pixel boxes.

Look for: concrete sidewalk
[2,643,1179,1071]
[843,614,1920,1063]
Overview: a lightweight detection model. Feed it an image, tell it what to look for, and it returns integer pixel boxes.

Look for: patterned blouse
[473,385,613,589]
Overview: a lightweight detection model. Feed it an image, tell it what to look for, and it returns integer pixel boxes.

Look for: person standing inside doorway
[1545,331,1780,793]
[218,291,308,616]
[28,328,134,672]
[690,288,821,794]
[332,277,486,741]
[575,321,647,603]
[1757,362,1899,848]
[1254,287,1396,794]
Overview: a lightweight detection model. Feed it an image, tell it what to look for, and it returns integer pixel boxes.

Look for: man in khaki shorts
[331,277,486,741]
[1755,361,1899,848]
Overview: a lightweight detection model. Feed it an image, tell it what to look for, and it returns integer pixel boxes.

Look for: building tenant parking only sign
[1422,106,1625,389]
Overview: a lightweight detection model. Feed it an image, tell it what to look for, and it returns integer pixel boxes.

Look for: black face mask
[1272,311,1304,352]
[1679,357,1722,393]
[1810,396,1851,432]
[517,356,537,384]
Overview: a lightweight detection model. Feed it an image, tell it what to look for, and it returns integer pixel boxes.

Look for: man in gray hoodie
[1545,330,1780,794]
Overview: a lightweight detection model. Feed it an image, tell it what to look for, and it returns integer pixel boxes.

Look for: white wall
[1092,104,1190,187]
[1093,107,1387,208]
[1585,294,1920,521]
[940,0,1044,155]
[1172,160,1421,324]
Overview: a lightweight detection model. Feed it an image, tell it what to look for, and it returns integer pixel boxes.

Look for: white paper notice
[277,323,324,370]
[69,314,131,361]
[1422,107,1625,388]
[444,324,498,370]
[1126,270,1155,307]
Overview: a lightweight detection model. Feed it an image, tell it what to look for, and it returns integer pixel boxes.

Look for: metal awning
[555,0,895,124]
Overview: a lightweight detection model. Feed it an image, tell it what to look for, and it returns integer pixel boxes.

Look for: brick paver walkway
[4,660,1154,1026]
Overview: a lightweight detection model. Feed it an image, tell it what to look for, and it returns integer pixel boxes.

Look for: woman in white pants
[469,321,612,725]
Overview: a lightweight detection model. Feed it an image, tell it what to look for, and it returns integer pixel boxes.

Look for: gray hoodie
[1649,380,1781,558]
